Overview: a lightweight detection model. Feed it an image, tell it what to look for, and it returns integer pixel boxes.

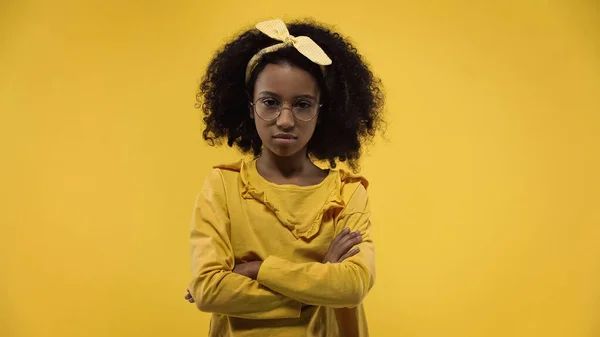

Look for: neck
[257,148,311,177]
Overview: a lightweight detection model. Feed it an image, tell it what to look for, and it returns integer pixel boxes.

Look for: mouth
[272,133,297,144]
[273,133,297,140]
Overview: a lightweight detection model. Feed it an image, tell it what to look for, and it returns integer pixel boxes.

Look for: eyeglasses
[250,97,322,122]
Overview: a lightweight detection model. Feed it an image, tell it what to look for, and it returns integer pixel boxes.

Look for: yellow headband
[245,19,333,83]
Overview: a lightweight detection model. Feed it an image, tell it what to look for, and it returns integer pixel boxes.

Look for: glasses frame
[250,98,322,122]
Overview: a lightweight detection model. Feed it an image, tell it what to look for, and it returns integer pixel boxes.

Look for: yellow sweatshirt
[188,159,375,337]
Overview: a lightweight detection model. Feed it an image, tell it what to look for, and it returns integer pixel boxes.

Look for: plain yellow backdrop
[1,0,599,336]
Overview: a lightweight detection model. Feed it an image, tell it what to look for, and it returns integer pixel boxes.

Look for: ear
[248,103,255,119]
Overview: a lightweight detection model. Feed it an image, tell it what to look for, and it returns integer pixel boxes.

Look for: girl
[185,18,384,336]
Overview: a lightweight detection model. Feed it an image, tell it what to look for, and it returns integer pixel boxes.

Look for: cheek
[253,119,269,139]
[302,121,318,139]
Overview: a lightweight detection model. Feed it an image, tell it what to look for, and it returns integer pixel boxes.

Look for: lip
[273,133,297,140]
[272,133,297,145]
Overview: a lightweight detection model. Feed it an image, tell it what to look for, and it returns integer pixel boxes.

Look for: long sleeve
[188,169,303,319]
[256,184,376,308]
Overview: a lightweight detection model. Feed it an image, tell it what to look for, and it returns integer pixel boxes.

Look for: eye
[295,100,313,109]
[259,98,280,107]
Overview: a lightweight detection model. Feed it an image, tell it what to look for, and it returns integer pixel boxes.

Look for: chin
[265,142,305,158]
[269,147,302,157]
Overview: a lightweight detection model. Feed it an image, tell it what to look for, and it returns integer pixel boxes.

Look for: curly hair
[196,19,385,170]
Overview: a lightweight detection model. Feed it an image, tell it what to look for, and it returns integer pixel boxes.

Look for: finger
[338,247,360,262]
[335,234,362,258]
[334,231,360,253]
[336,230,358,246]
[323,228,354,263]
[330,227,351,246]
[329,231,358,258]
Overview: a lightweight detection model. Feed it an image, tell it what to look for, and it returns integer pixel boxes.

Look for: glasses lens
[254,98,319,121]
[292,99,318,121]
[255,98,280,121]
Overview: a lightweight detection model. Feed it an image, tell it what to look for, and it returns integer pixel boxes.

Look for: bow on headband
[245,19,333,83]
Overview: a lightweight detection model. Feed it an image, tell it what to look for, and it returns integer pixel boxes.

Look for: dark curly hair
[196,19,384,170]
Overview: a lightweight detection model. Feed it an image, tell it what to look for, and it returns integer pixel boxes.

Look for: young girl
[185,18,384,336]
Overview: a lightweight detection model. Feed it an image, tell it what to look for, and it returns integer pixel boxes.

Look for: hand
[232,261,263,280]
[301,229,361,310]
[184,289,195,303]
[322,227,362,263]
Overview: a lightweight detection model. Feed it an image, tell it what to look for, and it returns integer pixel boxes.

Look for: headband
[244,19,333,83]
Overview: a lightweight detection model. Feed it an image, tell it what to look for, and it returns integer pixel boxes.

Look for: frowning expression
[250,63,320,157]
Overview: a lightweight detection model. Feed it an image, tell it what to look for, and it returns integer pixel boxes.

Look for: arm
[188,169,302,319]
[256,184,376,308]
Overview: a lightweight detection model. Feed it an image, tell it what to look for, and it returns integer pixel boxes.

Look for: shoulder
[338,169,369,196]
[210,159,246,180]
[336,169,370,212]
[201,159,244,191]
[213,159,244,173]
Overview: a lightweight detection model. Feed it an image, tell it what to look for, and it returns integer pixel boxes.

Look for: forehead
[253,63,319,98]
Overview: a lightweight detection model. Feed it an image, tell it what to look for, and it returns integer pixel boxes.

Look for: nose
[276,105,295,129]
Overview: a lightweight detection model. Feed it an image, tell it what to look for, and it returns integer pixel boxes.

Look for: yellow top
[188,159,375,337]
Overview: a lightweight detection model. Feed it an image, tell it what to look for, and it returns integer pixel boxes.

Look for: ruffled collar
[215,159,367,240]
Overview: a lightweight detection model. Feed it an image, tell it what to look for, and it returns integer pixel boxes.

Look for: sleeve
[256,183,376,308]
[188,169,303,319]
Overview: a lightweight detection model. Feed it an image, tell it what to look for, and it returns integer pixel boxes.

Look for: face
[250,63,320,158]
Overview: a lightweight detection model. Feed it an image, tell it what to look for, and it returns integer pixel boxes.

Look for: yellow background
[1,0,599,336]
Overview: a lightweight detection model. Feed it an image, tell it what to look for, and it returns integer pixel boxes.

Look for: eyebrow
[258,91,318,100]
